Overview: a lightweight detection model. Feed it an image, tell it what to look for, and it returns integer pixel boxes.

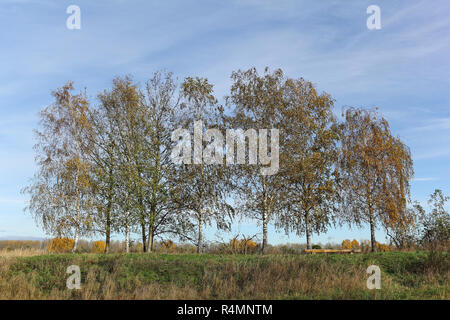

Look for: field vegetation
[0,250,447,300]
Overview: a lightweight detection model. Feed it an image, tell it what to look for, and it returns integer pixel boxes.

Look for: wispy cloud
[414,150,450,160]
[410,118,450,132]
[0,198,26,205]
[412,177,438,182]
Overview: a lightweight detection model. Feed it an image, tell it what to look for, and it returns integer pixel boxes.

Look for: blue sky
[0,0,449,245]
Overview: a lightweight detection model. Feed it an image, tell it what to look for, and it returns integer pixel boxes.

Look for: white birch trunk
[72,226,79,253]
[125,211,130,253]
[197,215,203,254]
[262,211,268,254]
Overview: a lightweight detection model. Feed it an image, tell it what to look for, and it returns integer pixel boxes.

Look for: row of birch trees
[23,68,415,253]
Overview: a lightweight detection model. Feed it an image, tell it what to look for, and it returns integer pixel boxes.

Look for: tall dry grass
[0,252,447,300]
[0,248,46,259]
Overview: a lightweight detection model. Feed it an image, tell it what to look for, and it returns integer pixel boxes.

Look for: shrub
[312,244,322,249]
[239,239,258,254]
[360,240,371,253]
[376,242,390,252]
[160,240,177,253]
[341,239,352,249]
[47,238,74,253]
[178,243,196,254]
[92,241,106,253]
[229,238,259,254]
[279,245,296,254]
[420,189,450,249]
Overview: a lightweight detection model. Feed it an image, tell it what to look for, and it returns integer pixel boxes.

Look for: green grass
[1,251,448,299]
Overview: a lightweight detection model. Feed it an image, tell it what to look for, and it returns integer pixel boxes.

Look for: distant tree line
[22,67,447,253]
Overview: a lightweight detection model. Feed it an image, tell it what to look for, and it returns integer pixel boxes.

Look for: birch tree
[277,77,339,249]
[170,77,234,253]
[84,93,121,252]
[141,71,181,251]
[337,107,414,252]
[225,67,285,254]
[97,76,151,252]
[23,82,94,251]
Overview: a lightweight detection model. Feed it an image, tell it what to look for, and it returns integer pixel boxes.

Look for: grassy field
[0,250,448,300]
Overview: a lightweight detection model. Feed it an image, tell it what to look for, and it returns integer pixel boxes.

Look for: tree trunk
[147,228,154,252]
[148,145,160,253]
[125,213,130,253]
[147,205,156,252]
[72,226,79,253]
[262,211,268,254]
[139,194,147,253]
[197,215,203,254]
[125,228,130,253]
[262,177,269,255]
[105,208,111,253]
[105,226,110,253]
[141,222,147,253]
[105,170,113,253]
[305,212,311,250]
[72,185,81,253]
[369,210,376,252]
[73,128,82,255]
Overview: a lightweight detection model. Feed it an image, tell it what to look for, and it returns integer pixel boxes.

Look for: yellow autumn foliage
[376,242,390,252]
[47,238,74,253]
[342,239,360,250]
[341,239,352,250]
[230,238,258,254]
[160,240,177,253]
[92,241,106,253]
